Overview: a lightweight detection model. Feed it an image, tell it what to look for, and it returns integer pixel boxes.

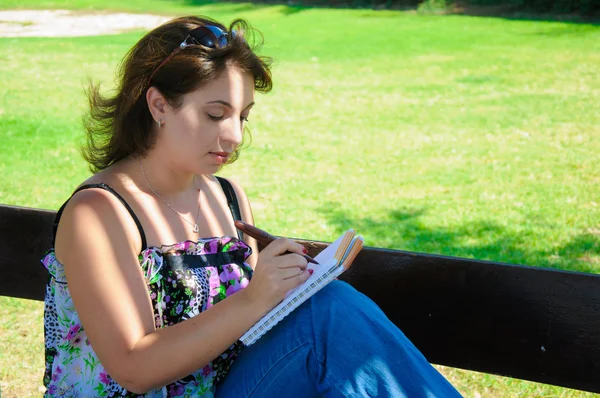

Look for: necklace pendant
[193,224,199,233]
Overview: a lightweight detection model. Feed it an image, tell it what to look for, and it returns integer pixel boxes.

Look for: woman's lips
[210,152,230,164]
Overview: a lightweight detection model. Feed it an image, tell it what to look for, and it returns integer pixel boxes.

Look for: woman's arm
[55,188,307,393]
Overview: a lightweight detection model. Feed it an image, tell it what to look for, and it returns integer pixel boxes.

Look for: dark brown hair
[82,16,273,173]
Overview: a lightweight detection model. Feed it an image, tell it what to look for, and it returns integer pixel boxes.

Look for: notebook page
[341,237,364,270]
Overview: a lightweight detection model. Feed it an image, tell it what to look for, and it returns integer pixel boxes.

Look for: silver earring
[157,120,162,128]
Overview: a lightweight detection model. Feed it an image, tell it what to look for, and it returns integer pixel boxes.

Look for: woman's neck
[134,153,198,199]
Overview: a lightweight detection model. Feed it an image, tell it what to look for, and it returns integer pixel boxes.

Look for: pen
[234,220,319,265]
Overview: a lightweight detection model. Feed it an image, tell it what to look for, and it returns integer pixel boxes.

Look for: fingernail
[302,247,309,254]
[308,269,313,275]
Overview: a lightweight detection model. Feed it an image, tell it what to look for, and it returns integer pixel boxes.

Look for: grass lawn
[1,0,599,396]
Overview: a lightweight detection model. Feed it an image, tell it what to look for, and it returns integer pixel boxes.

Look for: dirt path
[0,9,171,37]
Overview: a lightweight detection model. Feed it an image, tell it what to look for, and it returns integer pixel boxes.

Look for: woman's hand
[243,238,312,313]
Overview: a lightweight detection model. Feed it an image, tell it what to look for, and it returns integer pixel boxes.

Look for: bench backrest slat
[0,204,54,301]
[1,204,599,393]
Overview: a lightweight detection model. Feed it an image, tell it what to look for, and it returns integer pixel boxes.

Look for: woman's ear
[146,87,168,124]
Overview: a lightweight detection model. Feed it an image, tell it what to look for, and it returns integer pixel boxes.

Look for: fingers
[259,238,308,270]
[281,268,313,290]
[281,266,313,280]
[273,252,308,270]
[281,267,303,280]
[248,243,315,310]
[262,238,307,258]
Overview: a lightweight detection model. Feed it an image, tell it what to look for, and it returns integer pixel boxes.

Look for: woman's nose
[222,119,243,145]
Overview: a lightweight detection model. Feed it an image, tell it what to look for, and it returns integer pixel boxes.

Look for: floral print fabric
[42,236,253,397]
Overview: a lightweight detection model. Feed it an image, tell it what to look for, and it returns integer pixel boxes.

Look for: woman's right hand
[243,238,312,313]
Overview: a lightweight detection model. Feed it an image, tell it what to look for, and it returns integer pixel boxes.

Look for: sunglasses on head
[148,25,231,85]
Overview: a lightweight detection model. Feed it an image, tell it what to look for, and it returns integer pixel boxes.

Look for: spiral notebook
[240,230,364,346]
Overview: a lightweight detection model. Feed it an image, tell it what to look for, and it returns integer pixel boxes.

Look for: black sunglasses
[148,25,231,85]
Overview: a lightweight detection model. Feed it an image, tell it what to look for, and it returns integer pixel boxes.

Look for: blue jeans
[215,280,462,397]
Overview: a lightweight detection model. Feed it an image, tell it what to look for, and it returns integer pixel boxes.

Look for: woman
[42,15,462,397]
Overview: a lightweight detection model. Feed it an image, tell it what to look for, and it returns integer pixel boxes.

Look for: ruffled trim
[140,236,252,285]
[41,250,66,283]
[150,236,251,257]
[42,236,252,286]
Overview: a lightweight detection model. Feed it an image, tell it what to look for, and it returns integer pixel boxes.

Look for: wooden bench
[2,203,599,393]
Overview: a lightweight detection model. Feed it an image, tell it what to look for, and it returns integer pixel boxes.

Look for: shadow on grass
[165,0,600,25]
[448,2,600,25]
[159,0,276,13]
[318,202,599,274]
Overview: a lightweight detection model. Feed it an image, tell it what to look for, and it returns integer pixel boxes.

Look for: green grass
[1,1,599,397]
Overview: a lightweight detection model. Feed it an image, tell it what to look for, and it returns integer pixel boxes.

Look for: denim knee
[312,280,381,317]
[314,280,359,303]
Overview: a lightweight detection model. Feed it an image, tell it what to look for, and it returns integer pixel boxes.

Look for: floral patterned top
[42,236,253,397]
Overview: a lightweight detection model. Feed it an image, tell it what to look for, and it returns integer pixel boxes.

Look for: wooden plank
[1,204,599,392]
[0,204,55,301]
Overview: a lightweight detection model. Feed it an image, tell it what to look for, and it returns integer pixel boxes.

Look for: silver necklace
[138,157,201,233]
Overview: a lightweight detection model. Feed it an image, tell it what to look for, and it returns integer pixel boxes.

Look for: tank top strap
[215,176,243,241]
[52,183,148,250]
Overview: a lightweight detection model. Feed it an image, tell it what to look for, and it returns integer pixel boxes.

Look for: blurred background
[0,0,598,396]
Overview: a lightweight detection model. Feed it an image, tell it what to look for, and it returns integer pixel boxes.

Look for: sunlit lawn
[1,0,599,396]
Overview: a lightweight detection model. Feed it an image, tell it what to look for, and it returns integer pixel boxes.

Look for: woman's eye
[207,114,223,121]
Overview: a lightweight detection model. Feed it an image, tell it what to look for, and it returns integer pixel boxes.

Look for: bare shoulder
[55,185,142,261]
[76,162,133,190]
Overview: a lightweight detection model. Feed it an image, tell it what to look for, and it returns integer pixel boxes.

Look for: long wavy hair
[82,16,273,173]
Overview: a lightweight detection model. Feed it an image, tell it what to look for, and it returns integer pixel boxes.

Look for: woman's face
[159,65,255,175]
